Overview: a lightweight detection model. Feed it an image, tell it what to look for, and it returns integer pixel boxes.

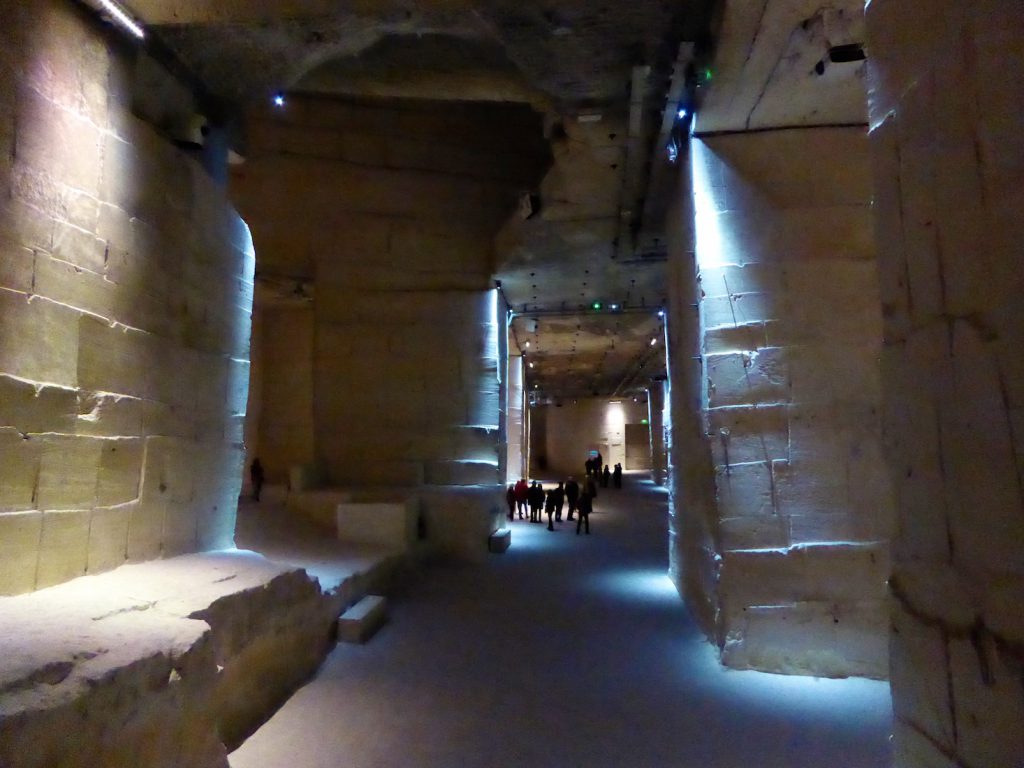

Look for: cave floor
[230,475,893,768]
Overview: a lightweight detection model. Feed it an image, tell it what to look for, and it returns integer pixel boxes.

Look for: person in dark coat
[595,451,603,472]
[545,487,557,531]
[506,484,516,520]
[613,463,623,489]
[585,474,597,500]
[565,477,580,520]
[554,481,565,522]
[529,481,545,523]
[601,465,611,488]
[576,491,592,535]
[250,458,264,502]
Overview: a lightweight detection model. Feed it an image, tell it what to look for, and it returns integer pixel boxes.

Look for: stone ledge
[0,544,400,768]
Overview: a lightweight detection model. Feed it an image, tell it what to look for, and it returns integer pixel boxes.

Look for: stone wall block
[715,461,774,518]
[0,244,34,294]
[706,349,789,409]
[14,84,103,197]
[707,404,789,467]
[0,511,42,594]
[35,508,90,588]
[96,438,143,507]
[0,429,42,512]
[141,436,196,506]
[0,292,81,387]
[869,114,912,343]
[895,76,944,325]
[24,1,110,128]
[86,503,130,573]
[126,498,166,561]
[719,515,788,551]
[35,435,101,511]
[704,323,767,355]
[945,321,1024,575]
[702,294,776,330]
[699,263,783,299]
[721,544,889,607]
[890,605,956,748]
[891,721,960,768]
[0,375,78,434]
[76,391,145,437]
[948,634,1024,767]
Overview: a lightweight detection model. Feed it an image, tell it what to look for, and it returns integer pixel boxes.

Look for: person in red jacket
[513,478,529,520]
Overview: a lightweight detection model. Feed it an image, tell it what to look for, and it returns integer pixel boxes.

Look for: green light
[641,418,649,425]
[704,68,713,81]
[592,301,603,311]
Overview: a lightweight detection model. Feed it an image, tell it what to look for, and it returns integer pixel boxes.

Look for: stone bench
[489,527,511,553]
[337,595,388,644]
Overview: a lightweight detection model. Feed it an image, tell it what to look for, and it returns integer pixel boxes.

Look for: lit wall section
[676,129,894,678]
[867,1,1024,764]
[535,398,649,476]
[0,1,255,595]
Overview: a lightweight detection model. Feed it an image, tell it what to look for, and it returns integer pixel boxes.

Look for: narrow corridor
[231,478,893,768]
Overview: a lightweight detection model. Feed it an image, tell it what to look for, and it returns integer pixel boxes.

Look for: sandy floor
[231,477,893,768]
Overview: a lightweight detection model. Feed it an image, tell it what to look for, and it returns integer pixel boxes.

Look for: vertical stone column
[0,1,254,595]
[506,354,526,483]
[648,381,667,485]
[867,2,1024,765]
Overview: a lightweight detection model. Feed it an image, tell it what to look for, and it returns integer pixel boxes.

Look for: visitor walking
[545,487,557,531]
[565,477,580,520]
[576,491,592,535]
[613,463,622,489]
[506,484,516,520]
[529,481,545,523]
[554,481,565,522]
[250,458,264,502]
[602,465,611,488]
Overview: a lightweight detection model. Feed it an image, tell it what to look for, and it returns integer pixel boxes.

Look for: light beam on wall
[691,137,728,271]
[96,0,145,38]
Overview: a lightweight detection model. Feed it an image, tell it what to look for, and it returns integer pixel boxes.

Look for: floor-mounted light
[96,0,145,39]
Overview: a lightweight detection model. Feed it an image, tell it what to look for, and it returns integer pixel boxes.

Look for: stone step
[489,527,511,553]
[337,595,388,644]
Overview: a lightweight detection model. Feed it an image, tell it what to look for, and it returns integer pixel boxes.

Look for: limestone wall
[670,128,894,678]
[0,1,254,595]
[252,305,315,485]
[867,2,1024,764]
[535,398,649,476]
[233,97,547,553]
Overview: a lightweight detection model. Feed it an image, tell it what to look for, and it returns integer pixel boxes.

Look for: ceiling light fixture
[96,0,145,38]
[273,93,286,108]
[650,337,658,346]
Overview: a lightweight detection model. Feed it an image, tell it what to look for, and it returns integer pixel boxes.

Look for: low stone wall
[0,549,398,767]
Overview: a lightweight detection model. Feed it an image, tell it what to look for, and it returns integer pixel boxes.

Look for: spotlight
[658,309,665,318]
[592,301,604,311]
[650,337,658,346]
[677,108,688,120]
[273,93,286,108]
[610,303,620,311]
[525,341,530,348]
[97,0,145,38]
[529,362,535,369]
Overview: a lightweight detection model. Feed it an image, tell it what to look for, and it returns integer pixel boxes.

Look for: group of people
[507,475,596,535]
[585,455,623,489]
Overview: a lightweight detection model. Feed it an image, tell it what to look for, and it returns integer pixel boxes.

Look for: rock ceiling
[118,0,867,401]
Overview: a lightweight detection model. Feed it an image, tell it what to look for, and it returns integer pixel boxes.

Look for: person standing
[613,463,622,489]
[514,478,529,519]
[506,484,516,520]
[565,477,580,520]
[250,458,265,502]
[601,465,611,488]
[585,473,597,500]
[529,481,545,523]
[554,481,565,522]
[576,490,592,535]
[545,487,557,531]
